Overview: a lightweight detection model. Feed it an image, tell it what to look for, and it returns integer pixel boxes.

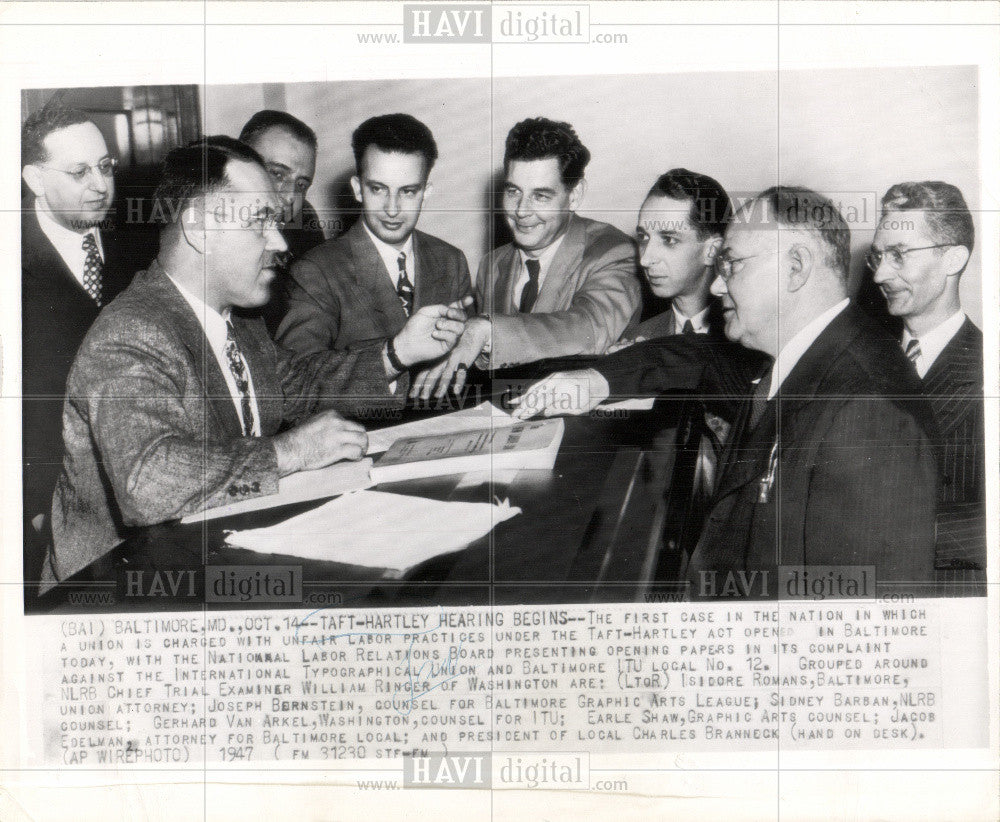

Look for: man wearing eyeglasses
[870,181,984,576]
[20,107,131,591]
[513,187,938,598]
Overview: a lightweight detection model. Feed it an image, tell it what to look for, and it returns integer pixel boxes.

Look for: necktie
[396,252,414,316]
[904,338,921,366]
[748,365,773,431]
[224,321,256,437]
[682,319,695,335]
[520,258,540,313]
[81,233,103,306]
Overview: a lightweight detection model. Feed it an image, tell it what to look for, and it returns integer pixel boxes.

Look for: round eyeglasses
[37,157,118,183]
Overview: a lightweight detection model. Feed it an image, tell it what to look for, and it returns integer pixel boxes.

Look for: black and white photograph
[2,2,997,821]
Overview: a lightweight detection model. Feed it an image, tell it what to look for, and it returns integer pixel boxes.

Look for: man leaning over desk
[42,137,469,592]
[514,187,939,597]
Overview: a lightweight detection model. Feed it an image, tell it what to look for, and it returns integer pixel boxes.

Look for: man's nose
[265,224,288,253]
[87,167,109,194]
[709,273,728,297]
[385,193,401,216]
[871,258,893,283]
[639,244,655,269]
[514,196,531,218]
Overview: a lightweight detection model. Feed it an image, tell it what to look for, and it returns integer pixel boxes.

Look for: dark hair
[503,117,590,188]
[21,107,96,167]
[648,168,732,240]
[881,181,974,253]
[745,186,851,279]
[153,136,265,226]
[351,113,438,176]
[239,110,317,151]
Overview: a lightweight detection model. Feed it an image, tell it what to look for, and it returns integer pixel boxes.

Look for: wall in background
[205,66,980,326]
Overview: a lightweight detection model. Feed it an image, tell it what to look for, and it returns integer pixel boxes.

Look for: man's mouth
[381,220,404,231]
[514,221,540,232]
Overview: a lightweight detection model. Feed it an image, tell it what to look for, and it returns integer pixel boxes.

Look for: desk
[33,391,684,614]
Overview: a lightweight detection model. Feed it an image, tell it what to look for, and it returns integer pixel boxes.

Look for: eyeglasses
[713,249,780,282]
[865,244,954,271]
[37,157,118,183]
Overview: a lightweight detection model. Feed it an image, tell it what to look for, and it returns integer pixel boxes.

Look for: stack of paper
[223,489,521,574]
[366,401,516,454]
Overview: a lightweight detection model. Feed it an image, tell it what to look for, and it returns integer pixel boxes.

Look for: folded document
[223,490,521,574]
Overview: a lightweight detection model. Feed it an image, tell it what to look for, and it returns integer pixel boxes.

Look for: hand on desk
[391,296,473,370]
[510,368,611,419]
[273,409,368,475]
[410,315,492,401]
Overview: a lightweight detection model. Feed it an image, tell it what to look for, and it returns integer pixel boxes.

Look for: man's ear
[179,203,207,254]
[943,244,970,278]
[786,243,813,292]
[350,175,363,204]
[701,236,723,268]
[22,165,45,199]
[567,178,587,212]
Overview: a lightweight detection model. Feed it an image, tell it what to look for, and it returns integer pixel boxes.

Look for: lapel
[533,214,587,313]
[922,318,980,391]
[493,244,520,314]
[145,262,245,438]
[714,306,860,496]
[412,230,447,308]
[347,220,408,334]
[705,298,726,338]
[22,200,99,307]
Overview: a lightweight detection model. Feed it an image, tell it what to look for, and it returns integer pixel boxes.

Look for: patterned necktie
[396,252,414,316]
[748,365,774,431]
[520,258,540,313]
[904,338,921,366]
[81,233,103,306]
[682,319,695,335]
[224,321,256,437]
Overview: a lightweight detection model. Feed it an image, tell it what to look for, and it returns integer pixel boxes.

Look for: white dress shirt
[167,275,262,436]
[512,236,566,309]
[35,198,103,288]
[362,221,415,290]
[672,303,711,334]
[768,298,850,399]
[901,309,966,378]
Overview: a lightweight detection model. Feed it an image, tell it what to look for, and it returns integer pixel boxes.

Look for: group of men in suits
[21,99,986,597]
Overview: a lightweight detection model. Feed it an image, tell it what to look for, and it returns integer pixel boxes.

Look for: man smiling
[412,117,641,399]
[277,113,471,356]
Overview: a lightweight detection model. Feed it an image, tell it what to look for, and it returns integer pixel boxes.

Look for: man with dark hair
[42,136,468,592]
[413,117,641,399]
[514,186,938,597]
[625,168,732,340]
[238,109,325,260]
[871,180,984,574]
[20,106,132,587]
[276,113,472,360]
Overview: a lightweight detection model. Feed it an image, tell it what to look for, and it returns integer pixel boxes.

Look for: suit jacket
[44,262,401,591]
[276,219,472,354]
[476,214,642,367]
[600,305,938,596]
[922,317,985,569]
[21,200,133,521]
[633,299,726,340]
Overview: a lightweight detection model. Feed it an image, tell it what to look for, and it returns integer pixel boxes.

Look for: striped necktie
[396,252,414,315]
[81,233,104,306]
[224,321,256,436]
[748,365,774,431]
[904,338,921,366]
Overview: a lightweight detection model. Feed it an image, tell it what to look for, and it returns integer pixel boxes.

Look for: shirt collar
[671,303,711,334]
[901,309,966,377]
[362,220,415,280]
[35,198,102,275]
[768,298,850,399]
[164,271,231,357]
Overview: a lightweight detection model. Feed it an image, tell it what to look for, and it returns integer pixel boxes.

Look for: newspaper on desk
[3,7,998,822]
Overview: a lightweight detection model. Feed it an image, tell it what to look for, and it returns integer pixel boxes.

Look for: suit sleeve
[271,339,406,423]
[800,398,937,582]
[453,251,473,304]
[276,255,343,355]
[484,235,641,365]
[78,331,280,526]
[597,334,766,418]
